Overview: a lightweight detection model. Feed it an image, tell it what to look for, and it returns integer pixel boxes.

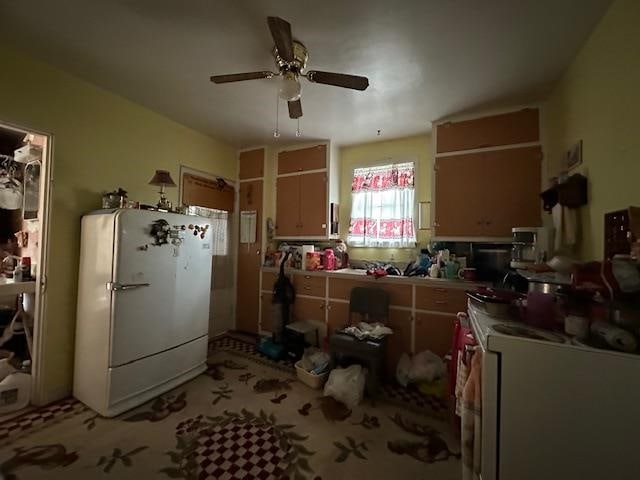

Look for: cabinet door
[434,146,541,237]
[299,172,327,236]
[236,180,262,334]
[387,309,413,377]
[260,292,274,332]
[278,144,327,174]
[327,301,350,336]
[292,296,326,324]
[436,108,539,153]
[275,175,300,237]
[481,146,542,236]
[434,154,487,236]
[239,148,264,179]
[414,312,455,358]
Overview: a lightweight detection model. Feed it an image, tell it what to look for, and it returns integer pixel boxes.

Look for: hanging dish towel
[552,204,577,251]
[461,350,482,480]
[454,354,470,417]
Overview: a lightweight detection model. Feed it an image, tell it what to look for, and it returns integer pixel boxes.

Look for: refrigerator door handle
[106,282,151,291]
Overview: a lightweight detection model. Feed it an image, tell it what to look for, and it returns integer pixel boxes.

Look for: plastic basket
[295,361,329,389]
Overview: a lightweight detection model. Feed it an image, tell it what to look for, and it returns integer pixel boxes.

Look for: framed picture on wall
[566,140,583,170]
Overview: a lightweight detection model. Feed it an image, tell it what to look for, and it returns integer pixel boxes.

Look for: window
[347,162,416,248]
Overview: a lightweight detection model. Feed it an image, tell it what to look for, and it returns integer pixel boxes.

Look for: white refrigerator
[74,209,212,417]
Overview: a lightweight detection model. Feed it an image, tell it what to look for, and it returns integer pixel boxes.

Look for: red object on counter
[366,268,388,279]
[21,257,31,280]
[322,248,336,271]
[571,261,620,298]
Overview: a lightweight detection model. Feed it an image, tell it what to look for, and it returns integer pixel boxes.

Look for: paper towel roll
[591,321,638,352]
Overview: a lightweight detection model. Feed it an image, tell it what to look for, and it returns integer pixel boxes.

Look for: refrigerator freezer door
[109,210,212,367]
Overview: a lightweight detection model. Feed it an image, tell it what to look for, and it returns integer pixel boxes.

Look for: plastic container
[0,350,15,382]
[323,248,336,271]
[0,372,31,414]
[295,361,329,389]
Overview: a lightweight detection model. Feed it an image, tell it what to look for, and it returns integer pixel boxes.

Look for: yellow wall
[544,0,640,260]
[339,134,432,262]
[0,44,237,401]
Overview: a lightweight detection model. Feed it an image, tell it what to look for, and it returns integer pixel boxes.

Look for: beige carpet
[0,341,461,479]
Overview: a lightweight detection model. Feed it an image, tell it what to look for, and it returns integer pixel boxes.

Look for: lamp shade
[148,170,176,188]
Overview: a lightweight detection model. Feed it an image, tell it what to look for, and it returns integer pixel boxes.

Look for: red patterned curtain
[348,162,416,247]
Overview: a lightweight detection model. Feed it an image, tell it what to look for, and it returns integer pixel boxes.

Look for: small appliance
[510,227,551,269]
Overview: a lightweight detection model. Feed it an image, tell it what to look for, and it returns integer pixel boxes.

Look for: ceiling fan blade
[288,99,303,119]
[306,71,369,91]
[210,71,274,83]
[267,16,294,62]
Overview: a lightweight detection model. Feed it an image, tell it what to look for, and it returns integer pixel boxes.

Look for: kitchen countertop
[261,266,488,290]
[0,277,37,295]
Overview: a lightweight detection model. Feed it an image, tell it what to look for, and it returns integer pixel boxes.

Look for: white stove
[468,302,640,480]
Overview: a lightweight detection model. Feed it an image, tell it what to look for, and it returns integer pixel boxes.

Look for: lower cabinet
[292,296,325,324]
[260,292,274,332]
[326,301,350,336]
[386,309,413,377]
[414,312,456,358]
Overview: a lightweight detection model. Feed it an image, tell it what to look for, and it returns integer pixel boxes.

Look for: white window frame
[346,157,418,248]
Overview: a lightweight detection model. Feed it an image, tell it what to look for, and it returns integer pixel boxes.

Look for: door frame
[178,165,238,335]
[0,118,54,406]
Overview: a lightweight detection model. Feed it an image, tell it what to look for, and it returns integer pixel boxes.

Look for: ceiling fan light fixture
[278,72,301,101]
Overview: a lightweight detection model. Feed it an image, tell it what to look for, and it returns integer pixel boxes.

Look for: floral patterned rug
[0,338,461,479]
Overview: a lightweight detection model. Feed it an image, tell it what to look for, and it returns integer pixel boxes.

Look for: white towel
[552,204,577,251]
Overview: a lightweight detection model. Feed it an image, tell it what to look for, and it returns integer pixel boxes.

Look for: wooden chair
[328,287,390,399]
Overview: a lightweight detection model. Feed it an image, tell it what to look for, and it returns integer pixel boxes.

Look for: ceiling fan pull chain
[296,118,302,137]
[273,91,280,138]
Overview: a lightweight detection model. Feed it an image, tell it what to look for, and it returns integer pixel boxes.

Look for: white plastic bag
[323,364,367,409]
[396,353,412,387]
[408,350,446,383]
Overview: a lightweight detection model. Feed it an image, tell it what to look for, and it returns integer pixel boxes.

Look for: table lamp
[148,169,176,210]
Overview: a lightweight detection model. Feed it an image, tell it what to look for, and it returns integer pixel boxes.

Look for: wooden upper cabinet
[278,144,327,174]
[239,148,264,179]
[275,175,301,237]
[299,172,327,236]
[436,108,539,153]
[434,146,542,237]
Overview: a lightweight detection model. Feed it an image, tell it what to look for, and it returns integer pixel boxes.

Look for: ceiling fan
[210,16,369,120]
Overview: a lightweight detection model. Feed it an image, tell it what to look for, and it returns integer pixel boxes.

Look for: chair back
[349,287,390,325]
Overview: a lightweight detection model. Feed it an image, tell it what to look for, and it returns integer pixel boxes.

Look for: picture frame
[566,140,583,170]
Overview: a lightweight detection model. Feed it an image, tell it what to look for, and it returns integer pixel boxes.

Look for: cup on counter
[458,267,477,281]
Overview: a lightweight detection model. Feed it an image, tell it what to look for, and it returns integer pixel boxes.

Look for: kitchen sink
[491,323,566,343]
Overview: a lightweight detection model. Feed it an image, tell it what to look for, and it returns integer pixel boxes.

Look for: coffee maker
[510,227,551,269]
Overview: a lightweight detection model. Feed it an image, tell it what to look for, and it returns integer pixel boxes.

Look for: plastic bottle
[0,372,32,414]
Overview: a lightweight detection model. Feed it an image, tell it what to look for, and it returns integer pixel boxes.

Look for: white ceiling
[0,0,611,148]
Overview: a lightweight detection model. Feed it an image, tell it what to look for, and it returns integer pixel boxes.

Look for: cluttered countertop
[261,266,488,289]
